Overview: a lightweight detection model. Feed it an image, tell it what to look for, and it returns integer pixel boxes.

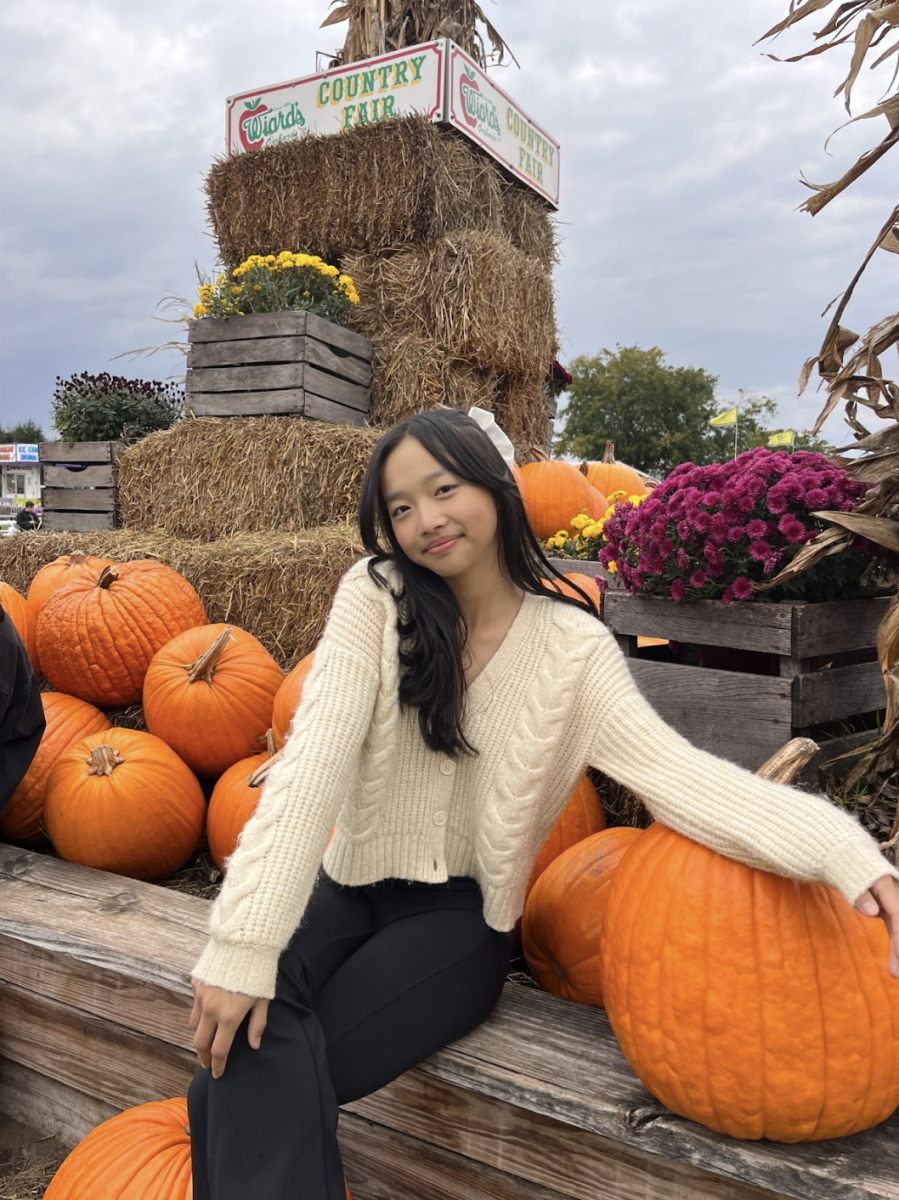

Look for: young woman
[188,406,899,1200]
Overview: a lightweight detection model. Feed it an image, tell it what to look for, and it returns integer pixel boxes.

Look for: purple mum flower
[766,486,788,514]
[749,540,772,561]
[689,569,708,588]
[732,577,753,601]
[670,578,685,602]
[778,513,809,543]
[746,519,768,539]
[677,548,690,569]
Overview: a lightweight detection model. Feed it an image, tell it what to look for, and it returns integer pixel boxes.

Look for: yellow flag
[767,430,795,447]
[709,407,738,427]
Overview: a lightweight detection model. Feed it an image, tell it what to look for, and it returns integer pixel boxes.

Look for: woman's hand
[855,875,899,978]
[189,980,270,1079]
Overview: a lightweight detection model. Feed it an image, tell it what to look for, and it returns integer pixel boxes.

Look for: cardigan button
[433,811,448,826]
[439,760,455,775]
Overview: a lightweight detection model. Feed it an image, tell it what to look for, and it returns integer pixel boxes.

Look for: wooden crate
[186,311,373,426]
[39,441,123,532]
[2,844,897,1200]
[602,593,889,771]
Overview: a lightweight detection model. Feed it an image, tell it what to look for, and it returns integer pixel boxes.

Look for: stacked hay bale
[205,115,559,455]
[1,115,558,670]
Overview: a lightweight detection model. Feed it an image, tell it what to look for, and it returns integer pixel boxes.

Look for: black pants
[188,871,513,1200]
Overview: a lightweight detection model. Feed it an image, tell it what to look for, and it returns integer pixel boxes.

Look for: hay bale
[118,418,381,540]
[365,333,550,457]
[206,116,557,270]
[343,231,556,381]
[0,525,365,669]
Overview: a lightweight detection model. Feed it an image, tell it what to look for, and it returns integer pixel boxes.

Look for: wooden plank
[624,661,792,769]
[188,311,372,359]
[186,388,307,417]
[603,594,795,654]
[345,1070,787,1200]
[339,1112,579,1200]
[794,662,886,726]
[40,511,116,532]
[303,393,369,427]
[304,362,371,410]
[303,334,373,386]
[41,487,117,512]
[547,558,604,578]
[0,1057,119,1148]
[189,335,306,368]
[42,463,117,487]
[39,441,122,464]
[187,362,304,393]
[186,390,368,425]
[793,598,890,658]
[0,981,196,1110]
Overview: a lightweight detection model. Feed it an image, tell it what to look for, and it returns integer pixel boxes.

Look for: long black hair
[358,407,601,759]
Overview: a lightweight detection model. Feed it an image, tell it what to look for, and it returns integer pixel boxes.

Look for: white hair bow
[467,406,516,472]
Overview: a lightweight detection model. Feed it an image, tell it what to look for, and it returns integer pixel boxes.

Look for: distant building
[0,444,41,534]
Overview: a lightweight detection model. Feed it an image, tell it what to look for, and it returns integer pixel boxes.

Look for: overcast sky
[1,0,895,448]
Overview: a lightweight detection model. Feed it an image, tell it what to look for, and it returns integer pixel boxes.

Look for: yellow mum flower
[193,302,209,318]
[231,286,242,296]
[607,561,618,574]
[252,284,262,292]
[628,494,644,505]
[570,514,590,531]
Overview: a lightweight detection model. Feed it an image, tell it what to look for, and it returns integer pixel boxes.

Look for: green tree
[0,420,46,443]
[553,346,832,473]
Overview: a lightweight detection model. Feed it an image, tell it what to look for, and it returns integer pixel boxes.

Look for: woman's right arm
[190,568,384,1003]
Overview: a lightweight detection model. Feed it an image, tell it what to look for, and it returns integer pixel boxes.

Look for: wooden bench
[1,842,897,1200]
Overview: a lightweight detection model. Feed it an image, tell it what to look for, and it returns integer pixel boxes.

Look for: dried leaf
[811,509,899,552]
[320,5,354,27]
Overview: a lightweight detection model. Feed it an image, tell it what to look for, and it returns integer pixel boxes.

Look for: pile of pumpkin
[0,553,313,878]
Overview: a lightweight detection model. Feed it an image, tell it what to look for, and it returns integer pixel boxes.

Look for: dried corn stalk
[757,1,899,843]
[321,0,515,68]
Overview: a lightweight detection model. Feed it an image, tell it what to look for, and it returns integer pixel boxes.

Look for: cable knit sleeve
[581,619,899,908]
[191,563,384,999]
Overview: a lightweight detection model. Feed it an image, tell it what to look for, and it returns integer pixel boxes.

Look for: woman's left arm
[582,622,899,976]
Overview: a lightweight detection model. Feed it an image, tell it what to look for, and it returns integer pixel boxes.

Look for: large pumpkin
[44,728,205,880]
[206,733,275,870]
[0,692,111,844]
[599,741,899,1142]
[1,580,38,670]
[27,552,114,619]
[272,651,315,748]
[519,448,608,541]
[523,827,643,1006]
[45,1098,192,1200]
[36,560,208,706]
[526,773,606,895]
[143,624,284,778]
[579,442,646,501]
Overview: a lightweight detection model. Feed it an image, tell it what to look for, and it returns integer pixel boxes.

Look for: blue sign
[16,444,39,462]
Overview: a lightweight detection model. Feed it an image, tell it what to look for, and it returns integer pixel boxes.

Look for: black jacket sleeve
[0,607,46,814]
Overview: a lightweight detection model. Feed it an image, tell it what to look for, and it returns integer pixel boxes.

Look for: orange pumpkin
[519,448,608,541]
[527,773,606,895]
[579,442,646,501]
[206,734,275,870]
[0,692,111,844]
[143,624,284,778]
[36,560,208,707]
[44,728,205,880]
[272,651,316,748]
[1,581,38,670]
[45,1098,192,1200]
[523,827,643,1006]
[511,461,525,491]
[600,821,899,1141]
[541,573,600,608]
[27,552,114,620]
[45,1095,353,1200]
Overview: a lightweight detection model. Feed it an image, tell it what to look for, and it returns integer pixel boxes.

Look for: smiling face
[381,435,502,580]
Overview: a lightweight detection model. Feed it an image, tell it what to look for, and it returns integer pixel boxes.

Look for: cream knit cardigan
[192,557,899,999]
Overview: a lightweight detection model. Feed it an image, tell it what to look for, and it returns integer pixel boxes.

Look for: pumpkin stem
[264,728,277,757]
[248,747,283,788]
[602,441,616,464]
[87,745,125,776]
[185,627,233,685]
[578,462,589,477]
[95,565,119,591]
[755,738,819,786]
[67,552,91,567]
[526,446,551,463]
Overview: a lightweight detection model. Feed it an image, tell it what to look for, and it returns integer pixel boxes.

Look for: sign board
[226,40,560,208]
[16,444,39,462]
[0,445,15,463]
[444,44,559,206]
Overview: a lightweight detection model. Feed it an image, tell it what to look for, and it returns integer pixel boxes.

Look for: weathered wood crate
[39,441,123,532]
[2,844,897,1200]
[186,311,373,426]
[602,593,889,771]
